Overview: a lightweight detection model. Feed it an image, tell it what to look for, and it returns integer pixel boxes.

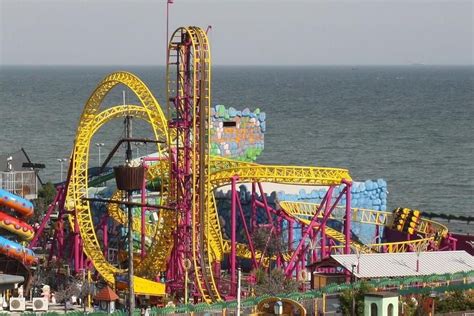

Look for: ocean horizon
[1,65,472,223]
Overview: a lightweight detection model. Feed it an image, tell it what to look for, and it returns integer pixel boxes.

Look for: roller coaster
[36,26,455,304]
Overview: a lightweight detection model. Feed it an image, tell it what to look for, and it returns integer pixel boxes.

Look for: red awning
[94,286,119,301]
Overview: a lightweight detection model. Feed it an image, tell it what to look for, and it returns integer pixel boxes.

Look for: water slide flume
[0,188,38,265]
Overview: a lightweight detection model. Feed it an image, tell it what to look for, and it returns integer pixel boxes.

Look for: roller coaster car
[391,207,421,235]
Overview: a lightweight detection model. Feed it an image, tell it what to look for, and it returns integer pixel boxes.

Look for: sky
[0,0,473,66]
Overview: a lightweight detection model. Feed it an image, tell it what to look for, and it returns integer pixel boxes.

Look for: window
[387,303,394,316]
[223,121,237,127]
[371,303,378,316]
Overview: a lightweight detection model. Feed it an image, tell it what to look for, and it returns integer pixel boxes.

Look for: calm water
[0,66,473,221]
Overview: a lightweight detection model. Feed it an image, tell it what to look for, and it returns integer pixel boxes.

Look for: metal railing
[0,170,38,199]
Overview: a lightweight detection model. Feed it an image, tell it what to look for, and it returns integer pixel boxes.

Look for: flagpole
[166,0,172,65]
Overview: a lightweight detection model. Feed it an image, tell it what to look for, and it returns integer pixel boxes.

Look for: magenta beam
[257,182,273,226]
[254,200,293,222]
[276,216,282,269]
[284,192,329,275]
[343,180,352,254]
[141,164,147,259]
[322,186,334,260]
[74,210,80,273]
[102,215,108,259]
[230,176,238,296]
[288,220,294,252]
[285,187,347,275]
[29,185,64,248]
[79,238,84,271]
[235,187,258,268]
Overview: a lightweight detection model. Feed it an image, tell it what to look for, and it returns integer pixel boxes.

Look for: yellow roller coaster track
[66,75,355,302]
[65,72,169,296]
[279,201,449,254]
[67,27,452,304]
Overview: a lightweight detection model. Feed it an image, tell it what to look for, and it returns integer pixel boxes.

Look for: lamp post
[95,143,105,166]
[134,142,144,158]
[57,158,67,182]
[237,267,242,315]
[351,263,357,316]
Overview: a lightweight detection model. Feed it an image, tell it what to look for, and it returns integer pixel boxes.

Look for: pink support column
[29,185,64,248]
[79,238,84,271]
[230,176,238,296]
[295,256,300,281]
[213,261,221,287]
[74,210,80,273]
[57,217,64,260]
[288,220,294,252]
[343,180,352,254]
[285,189,346,276]
[276,216,282,268]
[235,189,257,268]
[321,186,334,260]
[102,215,108,259]
[257,182,273,226]
[141,164,147,259]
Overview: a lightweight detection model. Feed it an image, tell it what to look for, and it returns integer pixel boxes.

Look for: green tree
[254,268,299,296]
[251,225,286,258]
[435,290,474,313]
[339,281,374,316]
[30,182,56,224]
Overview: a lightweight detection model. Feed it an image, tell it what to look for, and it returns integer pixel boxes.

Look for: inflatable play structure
[0,188,37,265]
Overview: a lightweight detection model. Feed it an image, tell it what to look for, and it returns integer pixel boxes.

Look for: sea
[0,65,473,231]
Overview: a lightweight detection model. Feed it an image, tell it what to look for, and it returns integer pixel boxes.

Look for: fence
[9,270,474,316]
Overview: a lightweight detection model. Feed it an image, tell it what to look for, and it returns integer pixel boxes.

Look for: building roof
[0,274,24,285]
[94,286,119,301]
[330,250,473,279]
[365,292,399,298]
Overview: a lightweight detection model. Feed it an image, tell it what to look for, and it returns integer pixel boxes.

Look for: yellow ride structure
[63,26,450,303]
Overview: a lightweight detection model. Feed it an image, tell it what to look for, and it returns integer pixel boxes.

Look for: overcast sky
[1,0,472,65]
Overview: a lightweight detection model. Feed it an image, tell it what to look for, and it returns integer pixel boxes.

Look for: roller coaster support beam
[257,182,273,226]
[343,179,352,255]
[140,161,148,260]
[99,214,108,259]
[29,184,65,248]
[229,176,259,295]
[284,185,348,276]
[276,216,282,268]
[233,180,257,268]
[321,186,334,260]
[230,176,237,296]
[74,209,81,273]
[288,220,294,252]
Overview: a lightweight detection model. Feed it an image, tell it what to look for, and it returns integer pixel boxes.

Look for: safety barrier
[21,271,471,316]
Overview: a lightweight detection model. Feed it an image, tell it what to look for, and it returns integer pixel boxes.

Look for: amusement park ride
[25,26,455,305]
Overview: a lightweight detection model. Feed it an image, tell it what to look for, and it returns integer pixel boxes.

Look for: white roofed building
[309,251,473,279]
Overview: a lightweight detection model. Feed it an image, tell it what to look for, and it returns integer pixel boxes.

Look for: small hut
[94,286,118,313]
[364,292,398,316]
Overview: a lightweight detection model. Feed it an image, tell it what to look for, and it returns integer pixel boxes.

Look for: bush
[339,281,374,316]
[436,290,474,313]
[254,268,299,296]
